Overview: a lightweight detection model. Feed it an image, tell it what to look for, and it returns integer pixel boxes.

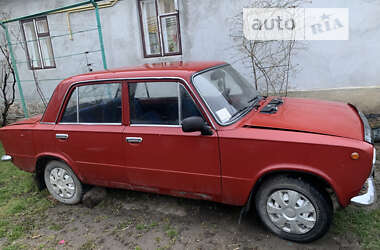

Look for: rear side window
[61,83,122,124]
[61,88,78,123]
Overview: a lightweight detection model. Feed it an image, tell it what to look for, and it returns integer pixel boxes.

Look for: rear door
[123,80,222,200]
[54,81,127,186]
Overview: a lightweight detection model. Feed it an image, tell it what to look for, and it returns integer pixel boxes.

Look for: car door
[123,80,221,200]
[54,81,127,186]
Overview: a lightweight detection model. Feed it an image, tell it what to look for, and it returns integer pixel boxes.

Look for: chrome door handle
[56,134,69,140]
[126,137,143,143]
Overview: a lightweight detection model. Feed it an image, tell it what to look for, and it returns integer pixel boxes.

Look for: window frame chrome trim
[54,77,216,129]
[76,86,80,123]
[130,124,181,128]
[58,122,123,126]
[58,81,123,125]
[129,81,181,126]
[191,63,249,127]
[177,83,182,124]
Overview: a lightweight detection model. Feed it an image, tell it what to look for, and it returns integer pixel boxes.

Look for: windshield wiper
[229,95,263,121]
[248,95,263,108]
[248,95,262,103]
[229,106,252,121]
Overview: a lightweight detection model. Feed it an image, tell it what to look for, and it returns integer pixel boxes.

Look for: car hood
[244,97,364,141]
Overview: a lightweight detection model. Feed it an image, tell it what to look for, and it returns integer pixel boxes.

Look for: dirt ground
[14,145,380,250]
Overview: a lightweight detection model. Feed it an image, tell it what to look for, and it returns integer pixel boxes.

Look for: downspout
[91,0,108,70]
[0,21,28,118]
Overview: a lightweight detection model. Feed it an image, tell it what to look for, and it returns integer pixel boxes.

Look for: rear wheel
[255,176,332,242]
[44,160,83,204]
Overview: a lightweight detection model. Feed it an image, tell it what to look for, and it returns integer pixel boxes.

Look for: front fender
[253,164,343,205]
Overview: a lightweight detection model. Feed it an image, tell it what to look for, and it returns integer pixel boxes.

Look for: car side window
[61,88,78,123]
[180,85,202,121]
[61,83,122,124]
[128,82,202,125]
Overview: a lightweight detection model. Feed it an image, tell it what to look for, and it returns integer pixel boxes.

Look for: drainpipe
[0,21,28,118]
[91,0,108,70]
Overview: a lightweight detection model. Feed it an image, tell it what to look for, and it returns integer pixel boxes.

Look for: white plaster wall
[0,0,379,106]
[292,0,380,90]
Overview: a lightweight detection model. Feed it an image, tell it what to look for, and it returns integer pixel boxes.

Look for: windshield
[193,65,260,125]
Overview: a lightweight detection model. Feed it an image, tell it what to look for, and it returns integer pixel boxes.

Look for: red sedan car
[0,61,376,242]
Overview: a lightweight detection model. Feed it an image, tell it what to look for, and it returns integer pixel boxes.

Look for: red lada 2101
[0,62,376,242]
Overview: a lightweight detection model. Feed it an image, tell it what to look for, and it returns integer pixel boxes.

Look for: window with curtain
[20,17,55,70]
[138,0,182,58]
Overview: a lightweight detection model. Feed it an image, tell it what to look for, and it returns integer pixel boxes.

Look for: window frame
[159,13,182,57]
[58,82,123,125]
[20,16,56,70]
[137,0,182,58]
[52,78,216,129]
[128,81,204,127]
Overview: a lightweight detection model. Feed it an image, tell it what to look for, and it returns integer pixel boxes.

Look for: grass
[166,228,177,239]
[0,144,53,248]
[333,207,380,249]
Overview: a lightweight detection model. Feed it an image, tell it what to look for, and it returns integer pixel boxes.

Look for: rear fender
[35,152,85,182]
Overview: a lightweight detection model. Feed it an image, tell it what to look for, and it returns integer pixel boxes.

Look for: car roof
[66,61,227,82]
[41,61,227,123]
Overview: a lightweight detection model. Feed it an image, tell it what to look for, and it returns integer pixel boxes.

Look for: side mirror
[181,116,213,136]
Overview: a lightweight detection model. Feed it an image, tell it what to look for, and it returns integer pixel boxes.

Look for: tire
[255,176,332,243]
[44,160,83,204]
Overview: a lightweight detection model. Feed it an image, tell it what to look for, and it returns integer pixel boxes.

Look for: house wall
[0,0,379,114]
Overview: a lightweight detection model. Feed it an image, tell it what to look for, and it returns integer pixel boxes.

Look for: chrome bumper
[1,155,12,161]
[351,147,377,206]
[350,177,376,206]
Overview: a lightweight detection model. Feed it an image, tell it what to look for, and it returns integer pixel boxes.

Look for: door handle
[126,137,143,143]
[56,134,69,140]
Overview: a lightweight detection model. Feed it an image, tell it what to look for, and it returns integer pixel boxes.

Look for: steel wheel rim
[266,189,316,234]
[49,168,76,199]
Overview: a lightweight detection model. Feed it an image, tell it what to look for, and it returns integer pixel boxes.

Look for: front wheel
[44,160,83,204]
[255,176,333,242]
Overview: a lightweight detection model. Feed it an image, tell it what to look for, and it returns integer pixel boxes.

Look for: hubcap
[266,190,316,234]
[49,168,75,199]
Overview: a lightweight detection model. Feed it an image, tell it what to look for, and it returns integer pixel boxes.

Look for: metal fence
[0,0,109,118]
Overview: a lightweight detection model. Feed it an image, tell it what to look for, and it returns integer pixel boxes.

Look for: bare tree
[0,11,26,125]
[230,0,308,96]
[0,34,17,127]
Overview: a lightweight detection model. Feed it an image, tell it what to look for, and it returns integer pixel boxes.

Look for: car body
[0,61,376,242]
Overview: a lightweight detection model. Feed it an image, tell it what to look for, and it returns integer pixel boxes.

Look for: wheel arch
[245,166,343,212]
[35,153,84,190]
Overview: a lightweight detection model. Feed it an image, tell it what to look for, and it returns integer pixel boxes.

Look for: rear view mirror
[181,116,213,136]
